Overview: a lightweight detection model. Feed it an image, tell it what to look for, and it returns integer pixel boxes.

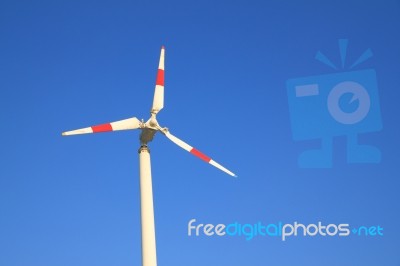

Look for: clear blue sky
[1,0,399,265]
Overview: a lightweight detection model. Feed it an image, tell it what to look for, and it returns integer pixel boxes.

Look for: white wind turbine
[62,46,236,266]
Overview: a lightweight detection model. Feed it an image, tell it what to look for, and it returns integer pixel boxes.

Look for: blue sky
[1,0,399,265]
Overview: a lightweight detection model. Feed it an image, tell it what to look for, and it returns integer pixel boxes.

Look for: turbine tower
[62,46,236,266]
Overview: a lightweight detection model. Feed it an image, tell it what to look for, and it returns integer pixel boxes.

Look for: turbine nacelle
[139,115,168,145]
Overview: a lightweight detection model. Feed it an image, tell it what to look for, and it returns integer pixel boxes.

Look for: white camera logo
[286,39,382,168]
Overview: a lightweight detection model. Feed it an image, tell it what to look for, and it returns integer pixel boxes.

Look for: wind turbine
[62,46,236,266]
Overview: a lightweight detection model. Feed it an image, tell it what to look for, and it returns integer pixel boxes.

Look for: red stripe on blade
[190,148,211,162]
[156,69,164,86]
[92,123,113,133]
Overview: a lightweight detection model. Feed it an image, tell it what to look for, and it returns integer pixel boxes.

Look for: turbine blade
[62,117,142,136]
[151,46,165,115]
[163,131,237,177]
